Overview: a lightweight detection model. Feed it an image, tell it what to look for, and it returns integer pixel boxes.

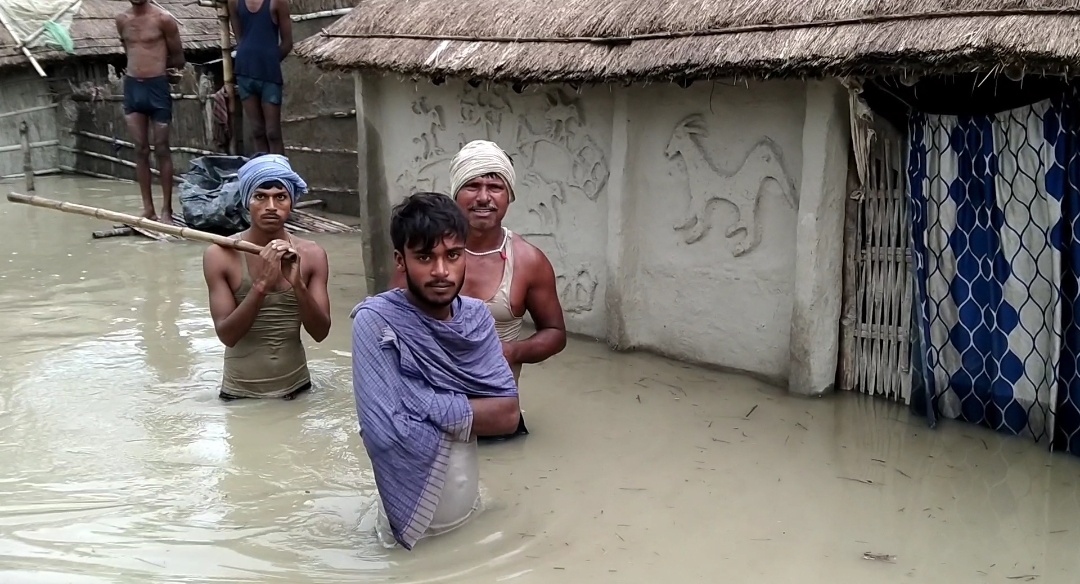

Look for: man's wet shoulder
[291,236,327,257]
[203,240,239,263]
[510,233,552,266]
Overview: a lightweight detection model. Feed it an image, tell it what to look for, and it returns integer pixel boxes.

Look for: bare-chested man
[116,0,184,225]
[390,140,567,440]
[202,155,331,400]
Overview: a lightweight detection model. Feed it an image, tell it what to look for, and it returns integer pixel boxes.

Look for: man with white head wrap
[202,154,332,400]
[390,140,567,440]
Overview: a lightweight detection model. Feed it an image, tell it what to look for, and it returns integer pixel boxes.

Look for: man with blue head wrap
[237,154,307,210]
[201,154,332,401]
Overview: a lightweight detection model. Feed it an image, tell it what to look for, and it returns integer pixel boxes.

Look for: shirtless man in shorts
[116,0,184,224]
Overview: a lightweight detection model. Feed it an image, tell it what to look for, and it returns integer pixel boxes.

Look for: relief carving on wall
[665,114,798,256]
[514,172,598,314]
[395,85,608,313]
[412,97,447,158]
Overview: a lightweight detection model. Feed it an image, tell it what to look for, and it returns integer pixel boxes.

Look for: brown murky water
[3,176,1080,583]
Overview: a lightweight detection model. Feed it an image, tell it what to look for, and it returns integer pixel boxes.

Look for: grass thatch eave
[294,0,1080,83]
[0,0,220,72]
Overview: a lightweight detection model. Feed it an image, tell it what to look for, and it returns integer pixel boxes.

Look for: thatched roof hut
[0,0,219,71]
[295,0,1080,83]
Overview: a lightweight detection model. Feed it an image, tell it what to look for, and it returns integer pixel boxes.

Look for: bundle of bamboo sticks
[287,209,357,233]
[163,207,356,235]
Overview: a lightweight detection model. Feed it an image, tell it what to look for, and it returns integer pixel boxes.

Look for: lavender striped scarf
[350,289,517,549]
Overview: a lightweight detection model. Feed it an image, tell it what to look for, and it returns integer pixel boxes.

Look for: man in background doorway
[228,0,293,155]
[116,0,185,224]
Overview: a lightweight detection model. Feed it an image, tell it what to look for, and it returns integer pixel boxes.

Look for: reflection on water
[3,177,1080,583]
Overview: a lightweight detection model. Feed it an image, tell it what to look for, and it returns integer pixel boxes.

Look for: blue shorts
[123,75,172,124]
[236,75,283,105]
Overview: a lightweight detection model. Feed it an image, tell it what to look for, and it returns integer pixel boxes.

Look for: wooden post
[789,80,849,397]
[19,121,34,192]
[838,155,861,391]
[216,0,240,155]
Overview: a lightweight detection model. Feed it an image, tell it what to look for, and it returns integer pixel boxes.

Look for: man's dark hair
[390,192,469,254]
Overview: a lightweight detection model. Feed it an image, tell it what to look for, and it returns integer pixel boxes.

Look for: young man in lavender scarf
[350,192,521,550]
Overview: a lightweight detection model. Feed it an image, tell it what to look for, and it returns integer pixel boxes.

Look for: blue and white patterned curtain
[908,88,1080,455]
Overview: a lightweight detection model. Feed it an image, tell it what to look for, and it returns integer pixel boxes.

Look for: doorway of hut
[854,73,1080,457]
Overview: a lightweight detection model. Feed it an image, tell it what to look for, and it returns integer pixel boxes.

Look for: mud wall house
[0,0,222,183]
[296,0,1080,450]
[293,0,869,398]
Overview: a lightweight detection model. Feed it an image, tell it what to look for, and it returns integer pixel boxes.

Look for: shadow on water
[3,176,1080,583]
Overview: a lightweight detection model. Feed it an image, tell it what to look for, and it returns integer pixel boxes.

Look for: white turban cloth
[449,140,516,202]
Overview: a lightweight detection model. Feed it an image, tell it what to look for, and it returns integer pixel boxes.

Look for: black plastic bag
[178,155,251,235]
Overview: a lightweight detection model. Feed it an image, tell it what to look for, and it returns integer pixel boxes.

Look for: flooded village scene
[6,0,1080,582]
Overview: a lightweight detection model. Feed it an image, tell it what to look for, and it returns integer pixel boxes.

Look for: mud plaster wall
[362,76,846,384]
[619,81,805,380]
[0,70,60,178]
[246,16,358,216]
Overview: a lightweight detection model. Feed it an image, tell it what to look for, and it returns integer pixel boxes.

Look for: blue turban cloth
[237,154,308,209]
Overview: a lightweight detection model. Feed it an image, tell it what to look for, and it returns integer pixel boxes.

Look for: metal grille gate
[840,114,913,403]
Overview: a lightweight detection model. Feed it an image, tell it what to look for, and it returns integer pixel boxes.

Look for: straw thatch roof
[0,0,219,71]
[295,0,1080,83]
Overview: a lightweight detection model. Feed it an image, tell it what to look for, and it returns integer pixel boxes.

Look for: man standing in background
[116,0,185,224]
[228,0,293,155]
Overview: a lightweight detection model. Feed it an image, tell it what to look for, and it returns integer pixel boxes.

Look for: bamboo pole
[7,192,295,259]
[14,0,83,50]
[19,122,34,192]
[0,103,57,120]
[60,146,183,183]
[69,94,202,102]
[0,10,46,77]
[292,8,352,22]
[0,140,60,154]
[60,165,133,182]
[282,110,356,124]
[217,3,239,154]
[284,145,358,155]
[0,168,60,180]
[71,130,218,156]
[307,186,360,196]
[92,226,134,239]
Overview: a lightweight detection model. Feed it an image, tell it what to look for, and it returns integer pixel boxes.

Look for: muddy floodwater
[4,176,1080,583]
